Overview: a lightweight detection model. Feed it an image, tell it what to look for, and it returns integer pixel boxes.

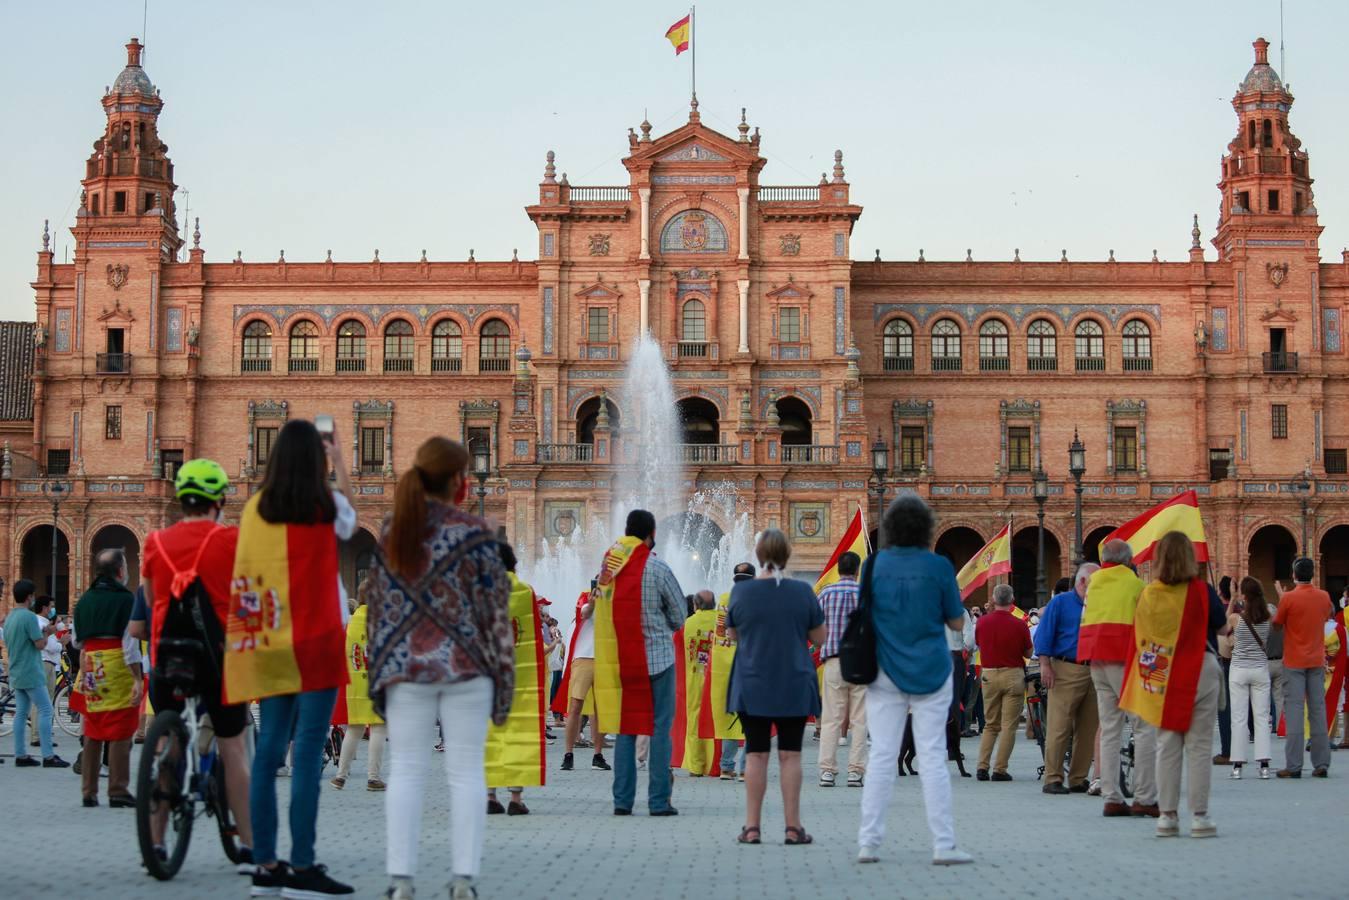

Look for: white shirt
[945,609,975,653]
[333,491,358,626]
[573,615,596,660]
[40,626,63,665]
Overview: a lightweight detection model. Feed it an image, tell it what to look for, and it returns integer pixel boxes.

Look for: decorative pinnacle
[639,114,652,142]
[738,108,750,142]
[874,249,881,262]
[1060,249,1068,262]
[1191,213,1202,249]
[278,249,285,262]
[965,248,973,262]
[192,217,200,249]
[420,249,427,262]
[1108,248,1115,262]
[689,93,700,122]
[918,248,925,262]
[832,150,846,183]
[1014,248,1021,262]
[512,248,518,261]
[373,249,380,261]
[469,249,475,261]
[1152,249,1159,262]
[41,219,49,252]
[543,150,556,183]
[325,249,332,262]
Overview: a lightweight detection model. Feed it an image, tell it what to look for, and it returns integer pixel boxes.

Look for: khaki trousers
[1090,661,1157,805]
[1043,659,1098,786]
[81,737,132,800]
[976,667,1024,774]
[1156,652,1221,815]
[820,658,868,773]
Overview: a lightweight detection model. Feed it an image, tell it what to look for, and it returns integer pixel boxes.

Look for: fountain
[521,336,755,625]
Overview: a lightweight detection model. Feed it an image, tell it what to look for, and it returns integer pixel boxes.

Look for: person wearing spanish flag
[331,579,386,792]
[678,590,720,776]
[1119,532,1230,839]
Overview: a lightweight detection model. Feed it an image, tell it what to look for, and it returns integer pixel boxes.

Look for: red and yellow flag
[549,593,594,717]
[71,637,140,740]
[224,493,348,704]
[332,604,381,726]
[665,14,691,54]
[814,507,869,594]
[1101,489,1208,564]
[956,522,1012,600]
[671,608,719,774]
[485,573,547,788]
[1119,579,1208,731]
[707,592,742,740]
[592,536,655,736]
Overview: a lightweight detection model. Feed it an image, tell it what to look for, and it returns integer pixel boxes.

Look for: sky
[1,0,1346,321]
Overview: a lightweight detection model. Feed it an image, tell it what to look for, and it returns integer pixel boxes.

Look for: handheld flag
[665,14,691,54]
[955,522,1012,600]
[1100,489,1208,564]
[814,506,869,594]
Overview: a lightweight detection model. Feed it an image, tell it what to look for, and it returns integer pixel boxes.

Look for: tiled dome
[1239,63,1284,94]
[112,63,154,96]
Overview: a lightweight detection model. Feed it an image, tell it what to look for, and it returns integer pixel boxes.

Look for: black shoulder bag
[838,553,878,685]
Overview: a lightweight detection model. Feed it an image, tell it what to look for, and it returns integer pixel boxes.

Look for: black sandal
[737,826,761,845]
[784,826,813,845]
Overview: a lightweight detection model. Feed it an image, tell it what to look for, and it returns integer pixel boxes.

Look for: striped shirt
[639,553,686,674]
[1231,617,1271,668]
[817,577,861,659]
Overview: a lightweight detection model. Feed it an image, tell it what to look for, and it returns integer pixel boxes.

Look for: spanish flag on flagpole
[955,522,1012,601]
[814,506,869,594]
[1100,489,1208,565]
[665,13,691,54]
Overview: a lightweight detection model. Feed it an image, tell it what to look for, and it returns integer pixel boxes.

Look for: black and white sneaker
[591,754,611,771]
[251,862,290,898]
[281,863,354,898]
[236,846,256,875]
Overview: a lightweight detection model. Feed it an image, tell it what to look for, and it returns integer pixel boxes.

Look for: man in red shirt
[1272,557,1333,778]
[973,584,1032,781]
[136,459,254,868]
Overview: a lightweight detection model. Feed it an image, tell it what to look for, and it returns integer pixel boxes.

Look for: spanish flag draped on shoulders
[591,535,656,736]
[1119,577,1210,730]
[484,572,547,787]
[707,591,743,741]
[673,604,719,774]
[549,592,595,717]
[331,602,380,727]
[1078,563,1146,663]
[224,492,348,704]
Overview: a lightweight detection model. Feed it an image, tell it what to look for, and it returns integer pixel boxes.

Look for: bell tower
[1213,37,1321,260]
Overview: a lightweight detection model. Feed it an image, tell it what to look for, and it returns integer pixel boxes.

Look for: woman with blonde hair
[1119,531,1230,839]
[726,528,825,846]
[365,437,514,900]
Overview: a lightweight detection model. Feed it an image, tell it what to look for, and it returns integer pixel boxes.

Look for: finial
[41,219,49,252]
[1014,248,1021,262]
[1108,248,1115,262]
[596,392,611,429]
[918,248,925,262]
[874,249,881,262]
[192,217,200,249]
[373,249,380,261]
[543,150,556,183]
[1191,213,1202,249]
[325,248,332,262]
[79,189,88,210]
[819,172,828,186]
[689,93,700,122]
[1151,249,1159,262]
[738,108,750,142]
[512,248,518,261]
[1253,36,1270,67]
[2,441,11,480]
[965,248,973,262]
[278,249,285,262]
[560,172,569,186]
[235,250,242,262]
[469,249,475,261]
[639,114,652,142]
[1060,249,1068,262]
[832,149,846,183]
[420,249,427,263]
[126,37,143,67]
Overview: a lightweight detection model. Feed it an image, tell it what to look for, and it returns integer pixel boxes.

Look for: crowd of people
[2,418,1347,897]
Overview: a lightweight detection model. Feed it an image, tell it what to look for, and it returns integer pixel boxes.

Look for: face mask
[454,476,469,507]
[47,609,56,620]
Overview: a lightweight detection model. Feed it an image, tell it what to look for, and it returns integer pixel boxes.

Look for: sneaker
[575,736,593,749]
[251,862,290,898]
[846,772,864,788]
[560,752,574,771]
[591,754,611,771]
[1190,815,1217,838]
[932,848,973,866]
[281,863,353,898]
[1156,813,1180,838]
[329,776,346,790]
[42,755,71,768]
[736,772,745,783]
[719,770,734,781]
[1086,779,1102,796]
[1259,764,1271,780]
[14,756,40,767]
[857,845,880,864]
[1230,765,1242,780]
[546,732,557,745]
[367,779,386,792]
[236,847,256,875]
[839,736,849,746]
[819,771,837,787]
[382,883,415,900]
[449,878,478,900]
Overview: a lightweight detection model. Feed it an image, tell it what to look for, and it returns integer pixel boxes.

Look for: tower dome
[110,38,155,96]
[1238,37,1284,94]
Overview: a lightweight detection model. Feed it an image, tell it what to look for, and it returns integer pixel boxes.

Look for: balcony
[782,444,839,464]
[569,186,630,203]
[383,356,414,373]
[883,356,914,372]
[431,356,463,373]
[679,444,737,464]
[931,356,962,372]
[537,443,593,463]
[677,341,709,359]
[479,357,511,373]
[336,356,366,373]
[1263,352,1299,373]
[757,186,820,203]
[240,355,272,373]
[289,356,319,373]
[1123,356,1153,372]
[96,352,132,374]
[1075,356,1106,372]
[979,356,1010,372]
[1028,356,1058,372]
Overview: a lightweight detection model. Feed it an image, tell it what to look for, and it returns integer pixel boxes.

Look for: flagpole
[859,501,872,555]
[690,5,696,101]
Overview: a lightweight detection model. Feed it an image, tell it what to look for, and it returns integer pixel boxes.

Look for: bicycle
[134,638,245,880]
[1024,668,1048,780]
[52,654,83,738]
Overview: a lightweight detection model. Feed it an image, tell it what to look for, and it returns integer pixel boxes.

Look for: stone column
[639,279,651,335]
[737,279,750,353]
[639,188,652,259]
[737,188,750,260]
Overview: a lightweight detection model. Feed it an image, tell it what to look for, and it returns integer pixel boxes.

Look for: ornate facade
[8,36,1349,610]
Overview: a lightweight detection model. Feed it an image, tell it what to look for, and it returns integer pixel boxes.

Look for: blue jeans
[13,686,53,758]
[250,688,337,868]
[612,665,675,812]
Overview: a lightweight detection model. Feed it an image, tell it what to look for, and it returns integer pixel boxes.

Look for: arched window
[336,320,367,372]
[659,210,730,254]
[883,319,913,371]
[931,319,961,371]
[1262,118,1273,148]
[1027,319,1057,371]
[241,320,272,372]
[479,319,510,372]
[978,320,1009,370]
[1122,320,1153,371]
[431,320,463,372]
[1074,320,1105,371]
[681,300,706,342]
[288,320,319,373]
[383,319,414,372]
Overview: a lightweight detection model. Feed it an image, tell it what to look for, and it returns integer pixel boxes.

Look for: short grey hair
[1074,562,1100,592]
[94,547,127,581]
[1100,539,1133,566]
[992,584,1015,607]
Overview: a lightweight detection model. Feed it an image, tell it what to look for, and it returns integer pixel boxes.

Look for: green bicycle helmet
[174,458,229,503]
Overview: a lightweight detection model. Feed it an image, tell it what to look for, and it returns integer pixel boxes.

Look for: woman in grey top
[1228,576,1273,779]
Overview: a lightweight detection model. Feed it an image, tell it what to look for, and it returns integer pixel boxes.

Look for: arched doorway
[676,397,720,445]
[575,396,620,445]
[1082,525,1118,564]
[20,525,72,614]
[1012,525,1062,610]
[1248,524,1297,589]
[776,396,813,462]
[340,528,378,599]
[935,526,987,608]
[1319,524,1349,599]
[90,525,142,592]
[656,511,727,593]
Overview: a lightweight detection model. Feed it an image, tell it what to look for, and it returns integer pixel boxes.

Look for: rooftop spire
[689,92,700,124]
[1253,36,1270,66]
[126,37,144,67]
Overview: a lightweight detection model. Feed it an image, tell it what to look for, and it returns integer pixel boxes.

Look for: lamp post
[472,441,491,519]
[1068,429,1086,569]
[870,431,889,541]
[41,480,69,609]
[1033,465,1049,607]
[1294,467,1312,556]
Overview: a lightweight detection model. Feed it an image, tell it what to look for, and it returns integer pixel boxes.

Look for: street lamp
[41,480,69,610]
[870,431,889,541]
[472,440,491,519]
[1033,465,1049,607]
[1293,466,1312,556]
[1068,429,1086,569]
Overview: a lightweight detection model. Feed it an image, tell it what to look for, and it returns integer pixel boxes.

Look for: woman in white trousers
[1227,577,1273,779]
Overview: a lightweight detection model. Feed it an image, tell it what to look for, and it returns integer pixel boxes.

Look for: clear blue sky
[2,1,1345,321]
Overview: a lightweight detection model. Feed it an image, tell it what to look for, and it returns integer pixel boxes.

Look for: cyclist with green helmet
[139,458,254,871]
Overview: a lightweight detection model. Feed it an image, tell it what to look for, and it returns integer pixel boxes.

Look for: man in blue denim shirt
[1033,563,1100,794]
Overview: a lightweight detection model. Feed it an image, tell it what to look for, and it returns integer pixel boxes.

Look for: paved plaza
[1,727,1341,899]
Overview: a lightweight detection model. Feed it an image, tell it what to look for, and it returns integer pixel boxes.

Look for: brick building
[7,36,1349,612]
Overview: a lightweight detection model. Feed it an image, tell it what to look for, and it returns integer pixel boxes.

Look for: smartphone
[314,414,335,443]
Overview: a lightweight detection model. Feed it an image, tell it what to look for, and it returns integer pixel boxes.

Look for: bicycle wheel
[209,760,244,864]
[0,685,14,738]
[53,684,83,737]
[136,710,195,880]
[1119,739,1135,799]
